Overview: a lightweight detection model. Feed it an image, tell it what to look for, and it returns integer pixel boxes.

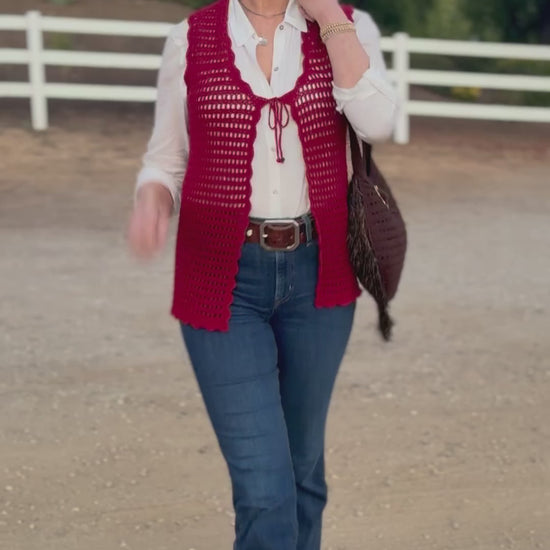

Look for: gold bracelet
[320,21,356,43]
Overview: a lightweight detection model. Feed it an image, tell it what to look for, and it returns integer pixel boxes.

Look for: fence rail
[1,11,550,143]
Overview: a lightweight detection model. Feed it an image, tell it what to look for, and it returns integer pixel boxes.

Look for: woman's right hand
[127,182,173,260]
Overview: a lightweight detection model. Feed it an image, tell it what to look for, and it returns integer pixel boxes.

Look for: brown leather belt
[245,216,317,251]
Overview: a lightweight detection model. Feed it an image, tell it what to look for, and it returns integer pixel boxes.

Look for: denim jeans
[180,240,356,550]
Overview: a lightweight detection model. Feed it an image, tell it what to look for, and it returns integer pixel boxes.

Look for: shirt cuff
[135,166,180,215]
[333,67,396,113]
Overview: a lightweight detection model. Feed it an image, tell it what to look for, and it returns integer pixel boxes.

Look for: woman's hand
[297,0,344,25]
[127,182,173,259]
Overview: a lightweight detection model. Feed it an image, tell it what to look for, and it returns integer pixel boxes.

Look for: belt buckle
[259,219,300,252]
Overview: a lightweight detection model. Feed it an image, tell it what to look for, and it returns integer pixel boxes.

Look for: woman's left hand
[297,0,343,23]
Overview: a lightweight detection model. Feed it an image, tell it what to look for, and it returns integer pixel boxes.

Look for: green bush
[47,33,74,50]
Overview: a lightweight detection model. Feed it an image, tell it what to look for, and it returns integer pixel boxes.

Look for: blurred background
[1,1,549,550]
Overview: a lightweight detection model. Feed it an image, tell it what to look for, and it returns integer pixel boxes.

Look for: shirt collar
[285,0,308,33]
[229,0,308,47]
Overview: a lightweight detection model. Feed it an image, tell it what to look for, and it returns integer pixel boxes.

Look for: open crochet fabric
[171,0,360,330]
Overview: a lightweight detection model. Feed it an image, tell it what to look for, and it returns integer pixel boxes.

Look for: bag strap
[348,122,372,177]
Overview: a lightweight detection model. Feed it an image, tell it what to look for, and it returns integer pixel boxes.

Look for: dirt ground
[1,98,549,550]
[1,1,550,548]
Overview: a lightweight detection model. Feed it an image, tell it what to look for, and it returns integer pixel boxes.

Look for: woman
[128,0,396,548]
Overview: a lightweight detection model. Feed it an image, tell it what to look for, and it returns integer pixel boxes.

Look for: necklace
[238,0,287,19]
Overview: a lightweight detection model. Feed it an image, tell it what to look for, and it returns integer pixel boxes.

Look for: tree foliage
[462,0,550,44]
[352,0,550,44]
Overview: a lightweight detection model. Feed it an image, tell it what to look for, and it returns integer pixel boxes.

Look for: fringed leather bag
[347,125,407,341]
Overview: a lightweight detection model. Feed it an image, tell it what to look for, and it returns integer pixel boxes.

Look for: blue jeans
[180,240,356,550]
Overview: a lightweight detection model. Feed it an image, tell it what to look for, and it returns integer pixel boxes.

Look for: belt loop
[301,213,313,246]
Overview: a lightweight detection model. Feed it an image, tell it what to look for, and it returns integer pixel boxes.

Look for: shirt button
[279,24,284,30]
[273,190,279,195]
[273,67,279,72]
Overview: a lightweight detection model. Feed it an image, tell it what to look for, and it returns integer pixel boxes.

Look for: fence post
[393,32,410,144]
[26,11,48,130]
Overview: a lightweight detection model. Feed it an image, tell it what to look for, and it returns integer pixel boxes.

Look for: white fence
[1,11,550,143]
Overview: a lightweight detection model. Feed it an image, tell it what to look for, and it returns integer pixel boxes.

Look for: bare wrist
[137,182,173,214]
[316,5,347,28]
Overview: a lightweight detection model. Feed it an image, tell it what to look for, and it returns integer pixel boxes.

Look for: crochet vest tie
[171,0,360,330]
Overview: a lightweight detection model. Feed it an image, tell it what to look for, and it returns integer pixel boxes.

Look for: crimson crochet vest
[171,0,360,330]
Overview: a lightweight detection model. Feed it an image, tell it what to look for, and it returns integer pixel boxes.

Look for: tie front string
[268,99,290,163]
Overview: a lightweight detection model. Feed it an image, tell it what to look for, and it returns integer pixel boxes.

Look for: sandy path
[1,105,549,549]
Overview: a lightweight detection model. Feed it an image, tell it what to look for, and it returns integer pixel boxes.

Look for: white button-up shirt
[136,0,397,217]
